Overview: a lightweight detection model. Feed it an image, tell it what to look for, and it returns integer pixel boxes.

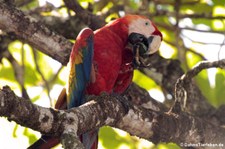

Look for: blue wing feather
[67,28,94,108]
[83,36,94,81]
[66,28,98,149]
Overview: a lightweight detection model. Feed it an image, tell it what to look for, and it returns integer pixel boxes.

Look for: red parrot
[28,14,162,149]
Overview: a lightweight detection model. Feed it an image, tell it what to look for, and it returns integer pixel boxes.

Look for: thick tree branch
[0,2,72,65]
[1,86,225,149]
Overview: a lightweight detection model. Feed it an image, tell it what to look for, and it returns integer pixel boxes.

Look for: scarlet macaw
[28,14,162,149]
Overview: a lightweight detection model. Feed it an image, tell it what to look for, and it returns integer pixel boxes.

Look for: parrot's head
[122,15,163,66]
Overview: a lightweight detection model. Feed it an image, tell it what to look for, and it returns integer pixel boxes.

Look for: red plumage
[86,18,130,94]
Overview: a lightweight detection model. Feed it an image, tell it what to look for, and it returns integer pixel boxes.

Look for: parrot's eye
[145,22,149,26]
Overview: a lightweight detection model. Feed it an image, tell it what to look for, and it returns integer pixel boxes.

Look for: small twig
[48,65,64,84]
[3,49,30,99]
[32,49,53,106]
[21,43,30,99]
[179,13,225,20]
[181,33,225,45]
[173,59,225,113]
[63,0,105,30]
[181,27,225,34]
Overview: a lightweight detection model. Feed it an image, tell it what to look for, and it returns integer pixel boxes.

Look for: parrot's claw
[133,43,151,68]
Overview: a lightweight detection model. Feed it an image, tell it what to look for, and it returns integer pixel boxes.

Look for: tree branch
[141,54,216,117]
[173,59,225,116]
[63,0,105,30]
[0,2,72,65]
[1,86,225,149]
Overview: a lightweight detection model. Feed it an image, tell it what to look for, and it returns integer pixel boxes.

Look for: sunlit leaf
[13,124,19,138]
[128,0,139,10]
[159,42,177,59]
[214,69,225,106]
[192,19,213,28]
[181,3,212,14]
[156,142,180,149]
[212,20,225,31]
[23,128,40,146]
[186,51,202,68]
[133,70,158,90]
[99,126,149,149]
[195,70,214,106]
[99,126,130,149]
[213,6,225,16]
[93,0,109,11]
[24,64,41,86]
[212,0,225,6]
[0,58,16,82]
[8,40,23,65]
[159,29,176,44]
[105,13,119,22]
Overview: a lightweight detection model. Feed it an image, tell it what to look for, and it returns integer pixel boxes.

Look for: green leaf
[128,0,139,10]
[192,19,213,28]
[195,70,215,106]
[157,142,181,149]
[93,0,109,12]
[186,51,202,68]
[20,0,39,10]
[12,124,19,138]
[181,3,212,14]
[0,58,16,82]
[212,20,225,31]
[213,6,225,16]
[195,69,225,107]
[23,128,39,146]
[24,64,40,86]
[99,126,153,149]
[212,0,225,6]
[214,70,225,106]
[133,70,158,90]
[99,126,134,149]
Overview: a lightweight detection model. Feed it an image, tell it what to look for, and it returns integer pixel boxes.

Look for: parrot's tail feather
[82,130,98,149]
[27,135,60,149]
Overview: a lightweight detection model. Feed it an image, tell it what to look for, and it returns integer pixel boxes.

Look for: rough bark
[0,1,72,65]
[1,86,225,149]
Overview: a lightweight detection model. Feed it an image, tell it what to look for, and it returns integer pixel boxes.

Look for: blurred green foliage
[0,0,225,149]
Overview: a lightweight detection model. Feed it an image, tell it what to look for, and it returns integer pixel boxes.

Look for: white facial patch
[128,18,155,38]
[149,35,161,54]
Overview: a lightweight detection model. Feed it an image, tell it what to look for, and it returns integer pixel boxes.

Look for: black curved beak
[128,33,150,56]
[128,33,158,67]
